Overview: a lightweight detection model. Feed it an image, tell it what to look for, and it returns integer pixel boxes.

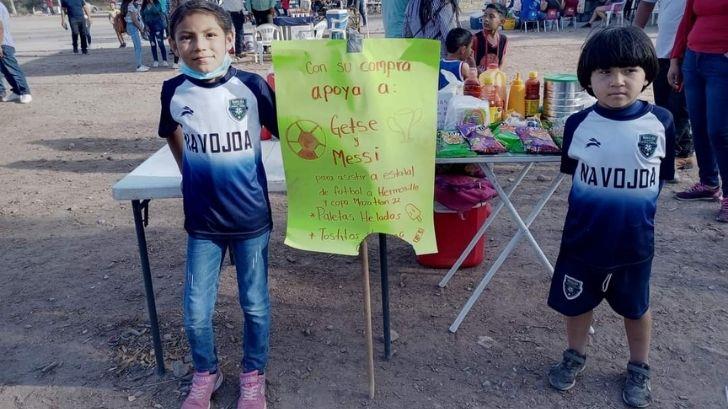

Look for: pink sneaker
[181,371,224,409]
[238,370,266,409]
[717,198,728,223]
[674,182,722,201]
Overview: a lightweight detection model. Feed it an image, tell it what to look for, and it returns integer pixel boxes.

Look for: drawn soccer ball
[285,120,327,160]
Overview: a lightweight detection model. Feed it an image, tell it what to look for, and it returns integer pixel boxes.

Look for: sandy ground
[1,10,727,409]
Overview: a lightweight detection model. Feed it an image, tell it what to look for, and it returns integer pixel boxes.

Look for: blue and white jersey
[559,100,675,269]
[158,68,278,239]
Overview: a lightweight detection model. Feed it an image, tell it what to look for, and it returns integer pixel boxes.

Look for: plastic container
[260,72,275,140]
[542,73,586,120]
[416,202,492,268]
[481,76,503,123]
[507,72,525,116]
[325,9,348,30]
[463,67,482,99]
[524,71,540,117]
[469,11,484,30]
[479,64,507,107]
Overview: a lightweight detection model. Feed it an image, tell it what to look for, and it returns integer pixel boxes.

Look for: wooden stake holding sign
[360,238,376,399]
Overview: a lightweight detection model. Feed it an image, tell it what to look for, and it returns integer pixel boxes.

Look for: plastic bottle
[479,63,508,107]
[507,73,525,116]
[463,67,482,99]
[481,76,503,123]
[525,71,541,117]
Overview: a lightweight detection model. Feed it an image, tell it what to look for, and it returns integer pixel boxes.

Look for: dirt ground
[1,10,727,409]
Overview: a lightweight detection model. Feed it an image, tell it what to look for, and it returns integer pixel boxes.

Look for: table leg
[131,199,166,376]
[438,163,533,288]
[378,234,391,360]
[448,172,565,333]
[482,163,553,272]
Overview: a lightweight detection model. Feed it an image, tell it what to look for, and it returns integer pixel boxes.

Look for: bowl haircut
[577,26,659,96]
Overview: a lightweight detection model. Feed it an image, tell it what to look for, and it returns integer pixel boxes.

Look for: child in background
[108,0,127,47]
[159,1,278,408]
[471,2,508,72]
[546,26,674,408]
[439,27,473,90]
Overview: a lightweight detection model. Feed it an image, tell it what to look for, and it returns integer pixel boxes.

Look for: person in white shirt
[222,0,246,57]
[634,0,694,172]
[0,2,31,104]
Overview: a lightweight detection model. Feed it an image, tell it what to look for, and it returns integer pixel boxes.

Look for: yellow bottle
[479,63,507,107]
[507,73,525,116]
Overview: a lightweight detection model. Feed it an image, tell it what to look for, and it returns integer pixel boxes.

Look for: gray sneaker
[548,349,586,391]
[623,362,652,407]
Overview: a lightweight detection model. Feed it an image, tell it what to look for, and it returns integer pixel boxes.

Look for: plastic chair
[560,0,578,28]
[295,19,328,39]
[329,15,349,39]
[253,24,283,64]
[604,1,626,26]
[542,9,560,31]
[522,19,540,32]
[650,1,658,25]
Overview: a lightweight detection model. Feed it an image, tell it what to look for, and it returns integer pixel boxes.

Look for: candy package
[516,126,561,154]
[458,124,507,155]
[494,123,525,153]
[436,130,476,158]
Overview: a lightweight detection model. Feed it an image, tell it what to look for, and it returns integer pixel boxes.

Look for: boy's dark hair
[169,0,233,39]
[484,3,507,18]
[445,28,473,54]
[577,26,659,96]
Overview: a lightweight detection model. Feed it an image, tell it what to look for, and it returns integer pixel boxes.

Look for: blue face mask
[179,54,232,81]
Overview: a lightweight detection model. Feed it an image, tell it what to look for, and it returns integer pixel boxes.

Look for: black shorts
[547,255,652,320]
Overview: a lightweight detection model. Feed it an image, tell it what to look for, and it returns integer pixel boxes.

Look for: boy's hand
[61,20,68,29]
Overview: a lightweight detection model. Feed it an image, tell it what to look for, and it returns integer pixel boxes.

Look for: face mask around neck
[179,53,232,81]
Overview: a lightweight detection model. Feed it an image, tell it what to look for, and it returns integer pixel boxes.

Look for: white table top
[112,140,286,201]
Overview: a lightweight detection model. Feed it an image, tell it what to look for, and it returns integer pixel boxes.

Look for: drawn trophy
[387,108,423,143]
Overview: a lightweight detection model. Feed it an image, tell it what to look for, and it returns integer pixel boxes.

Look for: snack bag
[438,70,464,129]
[437,130,477,158]
[458,124,507,155]
[444,95,491,130]
[494,123,525,153]
[516,126,561,154]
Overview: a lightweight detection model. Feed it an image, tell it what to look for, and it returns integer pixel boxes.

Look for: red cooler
[260,73,275,140]
[417,202,491,268]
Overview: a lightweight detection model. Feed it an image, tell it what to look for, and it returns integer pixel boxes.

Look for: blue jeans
[0,45,31,96]
[682,49,728,196]
[184,231,271,373]
[126,22,143,67]
[146,21,167,62]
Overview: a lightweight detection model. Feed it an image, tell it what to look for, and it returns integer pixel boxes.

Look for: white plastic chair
[329,15,349,39]
[522,19,540,32]
[650,1,659,25]
[295,20,328,39]
[253,24,283,63]
[604,1,626,26]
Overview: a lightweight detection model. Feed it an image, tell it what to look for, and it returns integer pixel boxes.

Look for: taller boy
[159,1,278,408]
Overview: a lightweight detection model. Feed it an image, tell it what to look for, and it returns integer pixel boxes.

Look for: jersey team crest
[638,134,658,158]
[228,98,249,121]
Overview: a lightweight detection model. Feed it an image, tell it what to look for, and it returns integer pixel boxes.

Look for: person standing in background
[0,1,32,104]
[403,0,461,57]
[667,0,728,222]
[61,0,91,54]
[382,0,407,38]
[222,0,246,58]
[634,0,694,178]
[246,0,275,25]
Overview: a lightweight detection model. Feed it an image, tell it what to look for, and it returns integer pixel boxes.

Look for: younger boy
[547,26,674,408]
[471,2,508,72]
[439,27,473,90]
[159,1,278,408]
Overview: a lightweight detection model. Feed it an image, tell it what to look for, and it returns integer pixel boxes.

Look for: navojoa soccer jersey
[559,100,675,269]
[158,68,278,239]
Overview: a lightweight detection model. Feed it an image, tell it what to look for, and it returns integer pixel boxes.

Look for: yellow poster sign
[272,39,440,256]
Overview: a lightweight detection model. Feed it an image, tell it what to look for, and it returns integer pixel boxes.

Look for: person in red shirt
[667,0,728,222]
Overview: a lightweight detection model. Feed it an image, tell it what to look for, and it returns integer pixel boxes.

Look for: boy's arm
[83,2,92,24]
[166,127,184,173]
[257,76,279,138]
[498,35,508,68]
[61,2,68,29]
[560,113,582,175]
[659,113,676,182]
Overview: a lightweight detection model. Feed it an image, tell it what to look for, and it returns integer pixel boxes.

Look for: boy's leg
[184,235,226,373]
[230,230,271,373]
[0,45,31,96]
[566,310,593,355]
[69,19,80,52]
[625,309,652,364]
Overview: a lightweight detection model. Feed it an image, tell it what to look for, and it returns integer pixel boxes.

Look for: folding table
[111,141,286,375]
[434,154,565,332]
[112,141,396,375]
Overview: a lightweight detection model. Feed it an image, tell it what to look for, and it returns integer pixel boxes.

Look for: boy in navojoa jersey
[158,1,277,408]
[546,27,674,408]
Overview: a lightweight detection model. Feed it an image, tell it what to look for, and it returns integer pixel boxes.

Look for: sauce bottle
[525,71,541,117]
[507,72,525,116]
[463,67,482,99]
